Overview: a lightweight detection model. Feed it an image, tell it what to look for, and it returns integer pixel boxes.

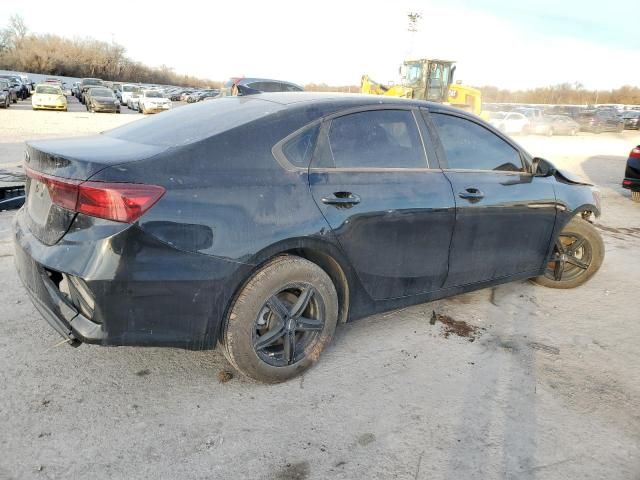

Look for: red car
[622,146,640,202]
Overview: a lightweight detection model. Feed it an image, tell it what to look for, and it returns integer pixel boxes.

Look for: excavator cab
[400,59,456,102]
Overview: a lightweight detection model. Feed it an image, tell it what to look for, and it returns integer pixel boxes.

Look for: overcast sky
[2,0,639,89]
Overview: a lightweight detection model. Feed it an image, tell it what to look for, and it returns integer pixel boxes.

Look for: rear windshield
[36,85,62,94]
[104,97,285,147]
[122,85,137,92]
[145,91,163,98]
[82,79,103,86]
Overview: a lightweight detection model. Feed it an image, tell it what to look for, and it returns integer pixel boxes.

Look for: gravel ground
[1,106,639,480]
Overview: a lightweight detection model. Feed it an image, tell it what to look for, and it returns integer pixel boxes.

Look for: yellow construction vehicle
[361,58,483,116]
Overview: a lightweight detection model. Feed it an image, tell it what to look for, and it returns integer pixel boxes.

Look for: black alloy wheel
[545,234,591,282]
[533,217,604,289]
[253,284,325,367]
[222,255,338,383]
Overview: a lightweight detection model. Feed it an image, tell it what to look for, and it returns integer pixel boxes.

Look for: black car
[622,145,640,202]
[622,111,640,130]
[84,86,120,113]
[218,77,304,97]
[576,110,624,133]
[13,93,604,383]
[78,78,104,104]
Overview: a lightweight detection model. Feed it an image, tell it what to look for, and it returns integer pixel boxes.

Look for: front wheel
[532,217,604,289]
[222,256,339,383]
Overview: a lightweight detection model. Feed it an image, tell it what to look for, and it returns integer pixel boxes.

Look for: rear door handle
[458,187,484,201]
[321,192,361,208]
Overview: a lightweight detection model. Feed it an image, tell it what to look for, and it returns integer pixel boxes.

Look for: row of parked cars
[0,73,35,107]
[485,105,640,136]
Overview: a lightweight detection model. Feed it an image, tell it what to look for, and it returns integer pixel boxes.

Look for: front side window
[431,113,524,172]
[326,110,426,169]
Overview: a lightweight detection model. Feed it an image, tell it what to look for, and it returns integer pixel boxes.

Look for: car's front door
[307,107,456,300]
[426,110,558,288]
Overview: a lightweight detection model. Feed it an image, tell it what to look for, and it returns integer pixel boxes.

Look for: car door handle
[458,187,485,201]
[321,192,361,207]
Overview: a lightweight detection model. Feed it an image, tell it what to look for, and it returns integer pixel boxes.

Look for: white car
[120,84,140,107]
[488,112,529,135]
[137,89,172,114]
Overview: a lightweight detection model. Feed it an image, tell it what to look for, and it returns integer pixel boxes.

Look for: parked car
[622,111,640,130]
[171,89,192,101]
[545,115,580,136]
[0,79,12,108]
[197,89,219,101]
[78,78,104,104]
[576,110,624,133]
[137,89,172,114]
[118,84,140,106]
[13,94,604,383]
[180,90,196,102]
[218,77,304,97]
[31,83,67,111]
[19,74,33,94]
[127,91,141,110]
[0,75,28,100]
[71,81,81,97]
[622,145,640,202]
[85,86,120,113]
[487,111,529,135]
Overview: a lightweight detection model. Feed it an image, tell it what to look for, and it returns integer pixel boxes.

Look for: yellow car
[32,84,67,111]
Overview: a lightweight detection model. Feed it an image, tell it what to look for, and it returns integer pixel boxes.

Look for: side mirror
[532,157,556,177]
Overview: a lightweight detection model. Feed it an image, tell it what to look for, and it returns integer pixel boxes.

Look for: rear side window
[325,110,426,169]
[431,113,523,172]
[104,97,285,147]
[282,125,319,168]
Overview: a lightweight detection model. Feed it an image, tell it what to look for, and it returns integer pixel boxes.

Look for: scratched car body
[13,93,604,382]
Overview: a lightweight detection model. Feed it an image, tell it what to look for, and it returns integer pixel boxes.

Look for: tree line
[0,15,218,87]
[478,83,640,105]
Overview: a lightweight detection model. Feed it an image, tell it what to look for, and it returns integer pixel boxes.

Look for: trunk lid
[24,135,168,245]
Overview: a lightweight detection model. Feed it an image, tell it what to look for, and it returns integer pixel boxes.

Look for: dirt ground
[1,99,639,479]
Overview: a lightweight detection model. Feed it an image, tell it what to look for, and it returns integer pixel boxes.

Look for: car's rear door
[425,109,557,287]
[306,106,456,300]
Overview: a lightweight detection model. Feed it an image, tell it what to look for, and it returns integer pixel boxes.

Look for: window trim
[424,108,533,174]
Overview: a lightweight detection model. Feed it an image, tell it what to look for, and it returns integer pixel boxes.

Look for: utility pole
[407,12,421,58]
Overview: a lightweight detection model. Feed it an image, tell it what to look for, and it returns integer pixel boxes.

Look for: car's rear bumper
[13,208,253,349]
[622,177,640,191]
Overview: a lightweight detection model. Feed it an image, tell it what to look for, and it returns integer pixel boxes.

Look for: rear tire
[222,256,339,383]
[532,217,604,289]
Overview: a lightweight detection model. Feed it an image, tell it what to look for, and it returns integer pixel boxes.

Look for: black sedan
[623,145,640,202]
[84,87,120,113]
[13,94,604,383]
[622,111,640,130]
[576,110,624,133]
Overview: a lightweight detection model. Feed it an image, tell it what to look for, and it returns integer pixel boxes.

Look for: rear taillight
[630,147,640,159]
[25,167,165,223]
